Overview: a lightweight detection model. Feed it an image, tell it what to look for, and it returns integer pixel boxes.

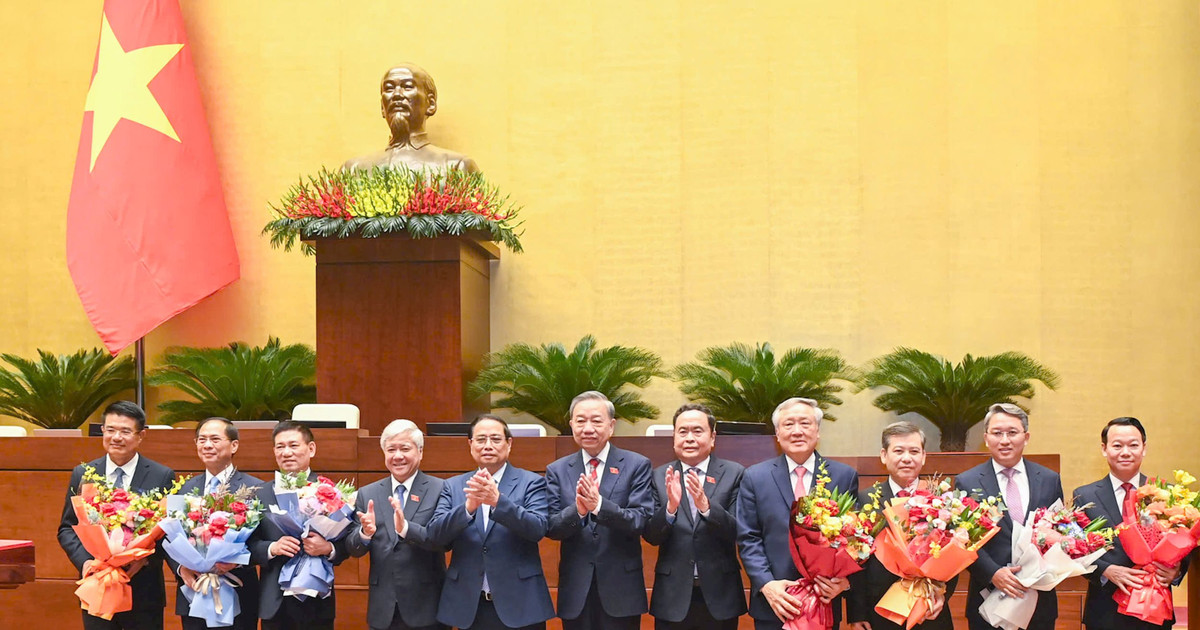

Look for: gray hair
[771,397,824,429]
[881,421,926,449]
[379,418,424,450]
[569,391,615,420]
[984,403,1029,431]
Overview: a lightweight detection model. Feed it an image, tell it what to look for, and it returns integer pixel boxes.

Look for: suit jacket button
[482,546,488,553]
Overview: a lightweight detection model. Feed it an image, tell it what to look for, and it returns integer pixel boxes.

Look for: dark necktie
[688,467,701,520]
[1121,482,1135,522]
[112,467,125,490]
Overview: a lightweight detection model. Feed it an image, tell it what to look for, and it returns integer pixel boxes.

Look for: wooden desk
[0,540,35,589]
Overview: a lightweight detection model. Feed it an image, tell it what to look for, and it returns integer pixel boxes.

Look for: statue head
[380,64,437,141]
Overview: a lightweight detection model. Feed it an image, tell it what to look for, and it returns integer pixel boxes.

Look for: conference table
[0,540,35,589]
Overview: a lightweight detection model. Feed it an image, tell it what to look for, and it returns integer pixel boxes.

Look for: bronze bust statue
[343,64,479,173]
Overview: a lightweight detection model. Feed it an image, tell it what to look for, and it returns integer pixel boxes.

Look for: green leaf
[0,348,136,429]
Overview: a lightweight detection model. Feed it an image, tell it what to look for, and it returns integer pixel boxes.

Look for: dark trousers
[82,610,163,630]
[181,612,258,630]
[561,576,641,630]
[373,603,446,630]
[466,595,546,630]
[654,586,738,630]
[261,597,334,630]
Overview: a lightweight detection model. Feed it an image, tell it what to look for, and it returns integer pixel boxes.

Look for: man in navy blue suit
[545,391,655,630]
[166,417,265,630]
[426,414,555,630]
[736,397,858,630]
[1073,417,1186,630]
[955,404,1063,630]
[57,401,176,630]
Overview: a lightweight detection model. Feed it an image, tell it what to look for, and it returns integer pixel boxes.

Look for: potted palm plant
[147,337,316,425]
[468,335,665,433]
[0,348,136,435]
[671,342,858,424]
[857,347,1060,451]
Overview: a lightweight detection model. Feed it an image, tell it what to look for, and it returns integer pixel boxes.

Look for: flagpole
[135,338,145,410]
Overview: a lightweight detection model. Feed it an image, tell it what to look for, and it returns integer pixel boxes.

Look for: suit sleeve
[594,456,654,535]
[845,486,876,623]
[958,471,1002,585]
[546,463,585,540]
[344,491,371,558]
[1075,486,1119,584]
[425,482,472,549]
[491,474,549,542]
[642,471,671,546]
[699,466,742,543]
[736,471,775,593]
[57,465,92,573]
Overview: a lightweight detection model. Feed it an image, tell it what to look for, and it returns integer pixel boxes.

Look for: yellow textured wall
[2,1,1199,497]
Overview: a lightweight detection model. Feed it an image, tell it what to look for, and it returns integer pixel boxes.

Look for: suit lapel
[598,447,621,499]
[403,473,426,520]
[129,456,151,492]
[977,462,1003,500]
[676,461,695,528]
[485,469,519,538]
[1095,478,1122,523]
[771,455,795,506]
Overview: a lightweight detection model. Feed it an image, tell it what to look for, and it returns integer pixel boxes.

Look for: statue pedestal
[311,234,498,434]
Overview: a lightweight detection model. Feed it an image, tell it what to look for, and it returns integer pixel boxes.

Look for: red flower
[101,503,117,517]
[1075,512,1091,527]
[187,510,203,522]
[317,476,335,486]
[979,515,995,529]
[233,513,246,527]
[138,508,156,519]
[229,501,248,514]
[963,497,979,509]
[209,514,229,538]
[315,485,339,503]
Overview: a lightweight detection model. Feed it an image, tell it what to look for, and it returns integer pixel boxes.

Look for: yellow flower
[1174,470,1196,486]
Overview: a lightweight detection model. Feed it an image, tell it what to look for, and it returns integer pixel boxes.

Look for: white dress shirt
[888,477,918,496]
[786,452,817,497]
[992,458,1030,514]
[105,453,139,490]
[203,464,236,492]
[390,473,417,538]
[1110,472,1143,508]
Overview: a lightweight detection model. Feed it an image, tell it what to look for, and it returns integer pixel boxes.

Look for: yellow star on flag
[84,13,184,171]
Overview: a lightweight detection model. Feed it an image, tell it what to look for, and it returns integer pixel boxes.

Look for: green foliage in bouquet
[468,335,665,433]
[671,342,858,424]
[147,337,316,425]
[857,347,1060,452]
[0,348,135,429]
[263,166,523,255]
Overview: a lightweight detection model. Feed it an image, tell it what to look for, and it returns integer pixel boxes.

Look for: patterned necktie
[1003,468,1024,524]
[589,457,601,481]
[688,467,702,520]
[794,467,807,500]
[112,467,125,491]
[1121,482,1135,522]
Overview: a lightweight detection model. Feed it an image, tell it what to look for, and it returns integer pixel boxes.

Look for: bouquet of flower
[70,465,186,620]
[161,479,264,627]
[872,478,1005,630]
[979,499,1117,630]
[1113,470,1200,624]
[785,463,877,630]
[267,472,357,599]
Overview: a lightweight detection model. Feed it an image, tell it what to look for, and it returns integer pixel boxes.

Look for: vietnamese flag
[67,0,239,354]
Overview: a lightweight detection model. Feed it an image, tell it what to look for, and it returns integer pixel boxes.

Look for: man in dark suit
[545,390,655,630]
[736,397,859,630]
[643,403,746,630]
[57,401,176,630]
[346,419,448,630]
[848,421,956,630]
[1073,417,1186,630]
[426,414,555,630]
[167,417,265,630]
[249,421,348,630]
[955,403,1064,630]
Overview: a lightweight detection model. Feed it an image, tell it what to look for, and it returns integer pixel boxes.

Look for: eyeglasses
[195,437,228,446]
[102,427,137,437]
[987,429,1024,439]
[471,435,507,445]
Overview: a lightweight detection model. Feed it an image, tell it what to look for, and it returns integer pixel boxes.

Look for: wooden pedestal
[312,234,499,433]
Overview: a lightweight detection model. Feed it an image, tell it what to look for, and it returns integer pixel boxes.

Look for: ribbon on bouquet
[75,559,140,620]
[783,577,834,630]
[875,577,947,630]
[191,572,244,616]
[1114,570,1174,626]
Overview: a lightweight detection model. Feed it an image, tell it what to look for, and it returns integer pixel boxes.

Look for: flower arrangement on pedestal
[264,167,523,255]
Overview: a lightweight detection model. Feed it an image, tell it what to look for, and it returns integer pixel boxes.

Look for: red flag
[67,0,239,354]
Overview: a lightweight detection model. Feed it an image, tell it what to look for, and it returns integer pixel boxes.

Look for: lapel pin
[609,467,619,475]
[706,475,716,484]
[410,494,420,502]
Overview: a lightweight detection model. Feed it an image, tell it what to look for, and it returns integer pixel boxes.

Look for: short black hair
[469,414,511,440]
[102,401,147,431]
[196,417,238,441]
[672,403,716,432]
[273,420,314,443]
[1102,417,1146,444]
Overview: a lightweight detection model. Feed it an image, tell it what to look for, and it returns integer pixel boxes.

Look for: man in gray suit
[643,404,746,630]
[346,419,447,630]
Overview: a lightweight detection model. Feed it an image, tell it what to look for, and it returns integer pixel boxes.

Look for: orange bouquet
[70,465,186,620]
[872,479,1005,629]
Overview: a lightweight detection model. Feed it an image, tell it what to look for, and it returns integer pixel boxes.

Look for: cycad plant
[858,347,1061,451]
[0,348,136,429]
[468,335,665,433]
[147,337,316,425]
[672,342,858,424]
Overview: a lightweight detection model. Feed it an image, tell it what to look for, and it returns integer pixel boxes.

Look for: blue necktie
[112,467,125,490]
[206,475,221,495]
[395,484,407,510]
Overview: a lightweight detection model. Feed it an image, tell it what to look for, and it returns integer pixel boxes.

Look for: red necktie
[589,457,600,481]
[896,489,911,498]
[1121,482,1135,522]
